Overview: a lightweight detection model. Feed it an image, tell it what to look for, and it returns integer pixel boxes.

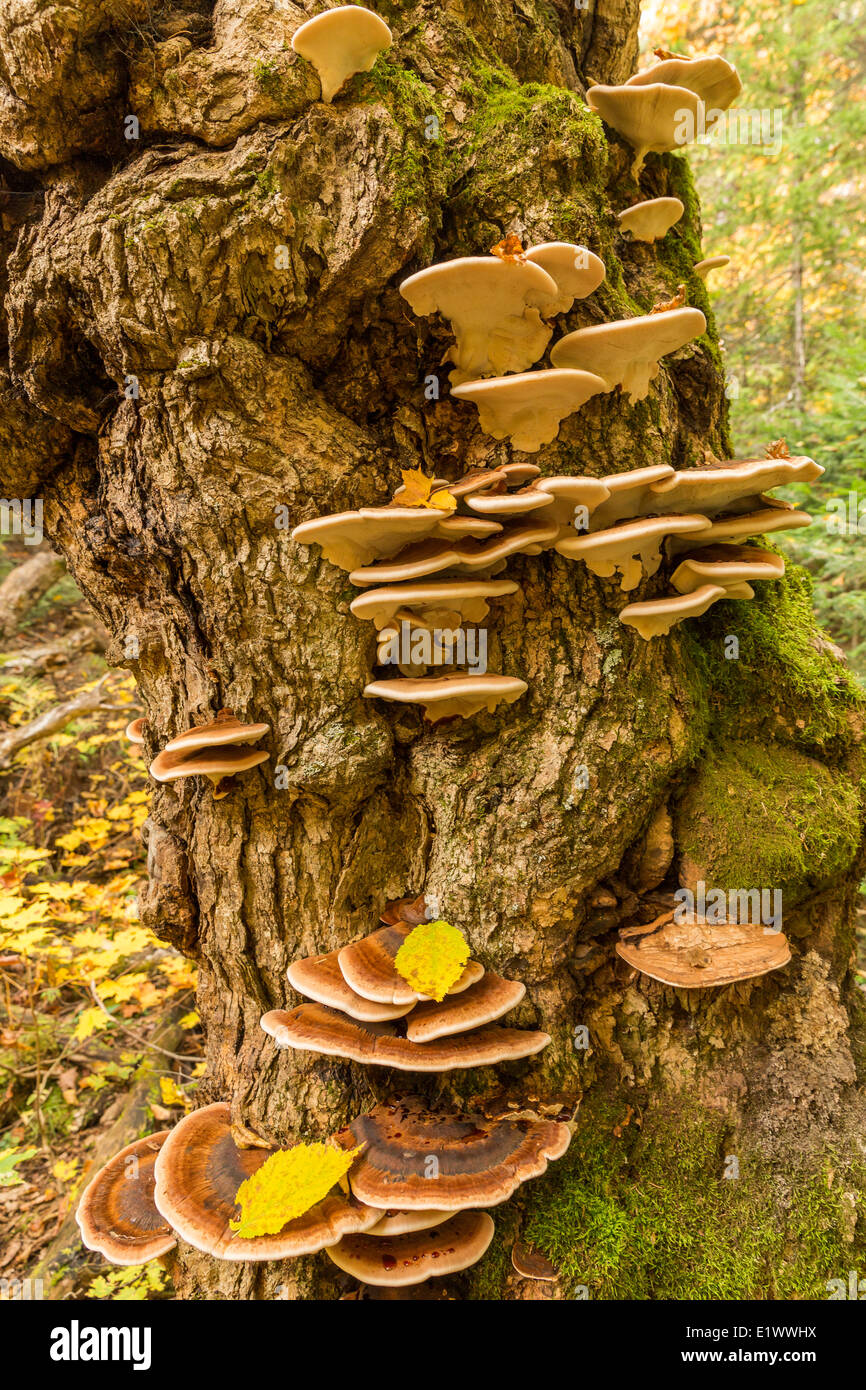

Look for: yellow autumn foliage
[231,1142,364,1239]
[393,919,470,1002]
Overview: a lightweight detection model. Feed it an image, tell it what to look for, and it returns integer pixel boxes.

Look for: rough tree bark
[2,0,864,1300]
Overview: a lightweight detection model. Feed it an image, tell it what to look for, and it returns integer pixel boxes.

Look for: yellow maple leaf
[74,1006,110,1041]
[159,1077,188,1108]
[429,488,457,514]
[394,919,470,1002]
[52,1158,80,1183]
[399,467,433,506]
[230,1141,364,1239]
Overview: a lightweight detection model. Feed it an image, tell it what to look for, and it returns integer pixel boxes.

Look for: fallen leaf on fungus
[230,1141,363,1238]
[394,919,471,1001]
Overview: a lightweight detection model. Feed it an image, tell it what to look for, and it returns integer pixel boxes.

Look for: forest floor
[0,535,863,1300]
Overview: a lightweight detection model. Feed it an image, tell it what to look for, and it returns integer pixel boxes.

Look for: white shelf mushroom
[550,307,706,402]
[399,257,559,385]
[291,507,501,572]
[619,583,732,639]
[523,242,606,314]
[586,83,703,178]
[626,54,742,111]
[555,514,712,591]
[451,368,606,452]
[618,197,684,243]
[694,255,731,281]
[363,674,528,722]
[291,6,392,104]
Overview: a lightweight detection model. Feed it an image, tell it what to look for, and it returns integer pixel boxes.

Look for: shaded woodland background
[0,0,864,1299]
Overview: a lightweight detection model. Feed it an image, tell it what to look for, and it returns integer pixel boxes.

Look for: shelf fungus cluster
[293,464,553,721]
[262,896,550,1071]
[587,50,742,177]
[148,709,269,799]
[291,6,392,105]
[616,907,792,989]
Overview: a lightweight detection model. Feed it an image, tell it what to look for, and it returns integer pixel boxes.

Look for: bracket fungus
[671,544,785,596]
[584,464,676,529]
[586,82,703,177]
[405,972,526,1043]
[451,368,606,452]
[550,307,706,402]
[668,505,812,551]
[532,475,613,527]
[647,454,823,515]
[618,196,684,243]
[287,949,416,1022]
[619,583,730,639]
[368,1208,456,1236]
[76,1132,175,1266]
[291,5,392,104]
[327,1210,495,1286]
[363,674,529,722]
[523,242,606,314]
[291,507,499,573]
[333,1101,571,1210]
[555,514,712,591]
[152,1103,379,1260]
[694,255,731,281]
[149,709,269,800]
[125,717,147,746]
[261,1003,550,1071]
[626,54,742,111]
[398,257,559,385]
[616,915,791,988]
[348,522,559,586]
[339,923,483,1005]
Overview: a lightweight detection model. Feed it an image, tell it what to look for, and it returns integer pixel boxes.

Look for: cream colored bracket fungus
[532,475,612,527]
[550,308,706,402]
[291,507,500,573]
[627,54,742,111]
[586,83,703,177]
[694,255,731,281]
[668,505,812,551]
[452,369,606,453]
[619,583,731,639]
[524,242,606,314]
[671,544,785,596]
[291,6,392,104]
[363,674,528,722]
[647,454,823,515]
[585,465,675,529]
[399,257,559,385]
[618,197,684,243]
[555,514,712,591]
[149,709,270,800]
[350,579,519,631]
[348,521,559,586]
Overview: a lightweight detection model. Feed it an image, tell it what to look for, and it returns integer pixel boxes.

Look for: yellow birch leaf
[230,1141,364,1239]
[393,919,470,1002]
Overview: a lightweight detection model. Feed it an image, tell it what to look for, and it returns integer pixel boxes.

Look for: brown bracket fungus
[333,1100,572,1210]
[619,583,730,639]
[351,581,519,632]
[586,83,703,178]
[76,1132,176,1266]
[405,971,526,1043]
[287,950,416,1022]
[339,923,483,1005]
[348,522,559,586]
[523,242,606,314]
[451,369,607,453]
[367,1207,455,1236]
[694,255,731,281]
[326,1210,495,1286]
[363,674,529,722]
[398,257,559,385]
[550,308,706,402]
[626,54,742,111]
[260,1003,551,1071]
[671,544,785,595]
[618,196,684,243]
[152,1103,379,1260]
[291,6,392,104]
[555,514,712,591]
[125,717,147,746]
[149,709,270,800]
[616,916,791,988]
[512,1241,559,1281]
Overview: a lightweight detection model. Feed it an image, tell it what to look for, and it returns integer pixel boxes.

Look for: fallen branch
[0,676,118,770]
[0,551,65,638]
[0,626,108,672]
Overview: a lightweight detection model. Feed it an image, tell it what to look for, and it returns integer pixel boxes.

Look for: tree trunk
[2,0,864,1301]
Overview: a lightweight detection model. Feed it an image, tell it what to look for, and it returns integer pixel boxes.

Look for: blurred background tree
[641,0,866,673]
